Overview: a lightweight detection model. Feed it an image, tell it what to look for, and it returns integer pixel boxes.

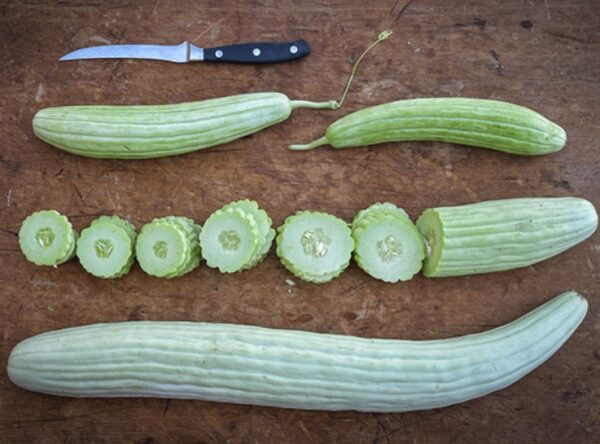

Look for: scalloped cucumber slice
[276,211,354,283]
[416,197,598,277]
[352,202,409,230]
[136,221,190,278]
[353,211,425,283]
[76,220,134,279]
[223,199,273,269]
[200,208,261,273]
[18,210,78,266]
[92,215,136,244]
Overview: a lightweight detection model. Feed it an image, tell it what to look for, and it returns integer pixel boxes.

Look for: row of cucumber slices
[17,197,598,283]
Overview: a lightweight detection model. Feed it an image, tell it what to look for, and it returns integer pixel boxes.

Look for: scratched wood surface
[1,0,599,442]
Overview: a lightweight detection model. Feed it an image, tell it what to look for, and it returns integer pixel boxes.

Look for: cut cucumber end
[415,209,444,277]
[18,210,78,266]
[276,211,354,283]
[77,220,134,279]
[200,207,261,273]
[353,207,425,283]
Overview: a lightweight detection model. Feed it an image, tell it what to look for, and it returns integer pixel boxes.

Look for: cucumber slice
[276,211,354,283]
[18,210,78,266]
[164,216,202,276]
[136,221,190,278]
[222,200,274,269]
[352,202,409,229]
[352,208,425,283]
[93,215,136,244]
[200,208,261,273]
[76,220,135,279]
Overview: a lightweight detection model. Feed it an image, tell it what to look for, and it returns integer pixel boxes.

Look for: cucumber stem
[288,137,328,151]
[290,100,339,110]
[335,30,393,109]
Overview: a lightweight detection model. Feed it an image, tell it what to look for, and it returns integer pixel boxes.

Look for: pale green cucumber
[416,197,598,277]
[7,291,587,413]
[200,208,261,273]
[136,220,193,278]
[352,205,425,283]
[290,98,566,155]
[18,210,78,266]
[33,93,337,159]
[76,218,135,279]
[276,211,354,283]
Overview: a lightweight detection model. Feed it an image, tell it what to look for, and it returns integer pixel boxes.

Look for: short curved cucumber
[352,204,425,282]
[136,220,192,278]
[276,211,354,283]
[416,197,598,277]
[200,208,261,273]
[18,210,78,266]
[76,217,135,279]
[290,98,566,155]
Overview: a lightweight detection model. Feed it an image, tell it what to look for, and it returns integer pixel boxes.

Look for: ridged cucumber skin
[6,292,586,413]
[33,93,293,159]
[325,98,566,155]
[416,197,598,278]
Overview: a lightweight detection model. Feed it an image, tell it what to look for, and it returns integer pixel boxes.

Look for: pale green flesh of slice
[200,213,259,272]
[136,224,188,277]
[77,223,133,278]
[355,219,424,282]
[19,211,76,266]
[279,214,353,277]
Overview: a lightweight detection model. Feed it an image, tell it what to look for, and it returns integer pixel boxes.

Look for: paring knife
[59,39,310,64]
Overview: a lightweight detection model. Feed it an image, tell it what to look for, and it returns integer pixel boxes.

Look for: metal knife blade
[59,40,310,64]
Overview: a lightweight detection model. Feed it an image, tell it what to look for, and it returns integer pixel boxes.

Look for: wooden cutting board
[1,0,598,442]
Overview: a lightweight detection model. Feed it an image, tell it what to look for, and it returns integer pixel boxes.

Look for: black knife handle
[203,39,310,64]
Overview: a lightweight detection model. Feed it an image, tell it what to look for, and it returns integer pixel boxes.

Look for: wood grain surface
[1,0,599,442]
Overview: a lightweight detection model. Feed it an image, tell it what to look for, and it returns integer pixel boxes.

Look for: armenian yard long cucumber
[290,98,566,155]
[416,197,598,277]
[7,291,587,412]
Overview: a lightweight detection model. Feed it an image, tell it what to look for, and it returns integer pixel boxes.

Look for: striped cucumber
[290,98,566,155]
[416,197,598,277]
[33,93,336,159]
[6,291,587,413]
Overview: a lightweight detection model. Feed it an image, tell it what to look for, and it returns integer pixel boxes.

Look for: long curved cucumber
[6,291,587,412]
[33,93,337,159]
[290,98,566,155]
[416,197,598,277]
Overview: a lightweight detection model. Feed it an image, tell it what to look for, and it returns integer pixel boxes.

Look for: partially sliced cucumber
[352,206,425,283]
[136,220,190,278]
[19,210,78,266]
[77,218,135,279]
[276,211,354,283]
[200,208,261,273]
